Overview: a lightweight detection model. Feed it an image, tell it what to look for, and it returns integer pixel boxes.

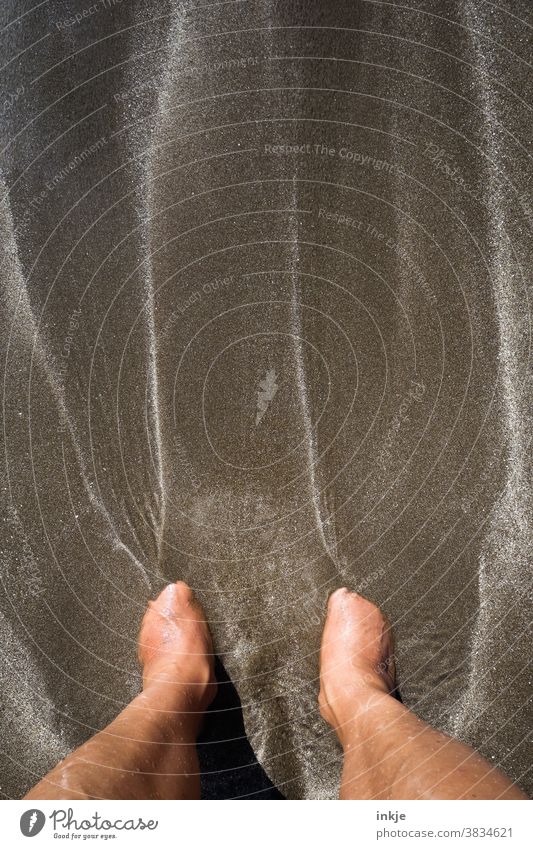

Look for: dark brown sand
[0,0,531,799]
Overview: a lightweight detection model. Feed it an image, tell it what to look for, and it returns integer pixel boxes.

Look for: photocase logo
[20,809,45,837]
[256,368,278,425]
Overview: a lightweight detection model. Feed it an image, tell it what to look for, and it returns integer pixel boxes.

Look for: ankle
[321,680,396,749]
[137,657,216,740]
[130,685,206,741]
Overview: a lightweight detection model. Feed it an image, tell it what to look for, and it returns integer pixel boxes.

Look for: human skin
[25,582,526,800]
[25,582,216,800]
[318,588,527,800]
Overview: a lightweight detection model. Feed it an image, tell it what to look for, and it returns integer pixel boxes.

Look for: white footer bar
[5,799,531,848]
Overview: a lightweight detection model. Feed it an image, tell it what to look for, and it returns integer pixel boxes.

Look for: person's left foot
[138,581,216,712]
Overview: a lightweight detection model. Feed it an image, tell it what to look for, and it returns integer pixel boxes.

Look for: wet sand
[0,0,531,798]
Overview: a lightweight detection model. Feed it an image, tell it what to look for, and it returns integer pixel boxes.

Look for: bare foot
[138,581,216,713]
[319,588,395,742]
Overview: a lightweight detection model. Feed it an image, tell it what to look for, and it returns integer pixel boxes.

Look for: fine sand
[0,0,531,798]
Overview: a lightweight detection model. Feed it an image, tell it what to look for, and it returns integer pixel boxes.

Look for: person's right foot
[318,588,396,740]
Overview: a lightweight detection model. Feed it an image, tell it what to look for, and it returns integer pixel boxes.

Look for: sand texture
[0,0,531,799]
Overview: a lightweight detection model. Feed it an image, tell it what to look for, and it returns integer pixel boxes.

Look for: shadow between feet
[197,658,285,799]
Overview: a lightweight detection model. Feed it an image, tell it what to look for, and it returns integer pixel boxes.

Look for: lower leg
[319,589,526,800]
[25,582,216,800]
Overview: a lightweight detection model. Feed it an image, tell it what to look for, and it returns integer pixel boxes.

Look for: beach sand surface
[0,0,531,799]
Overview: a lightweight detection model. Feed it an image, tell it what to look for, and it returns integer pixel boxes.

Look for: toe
[156,581,194,610]
[172,580,195,601]
[327,586,349,607]
[147,581,204,625]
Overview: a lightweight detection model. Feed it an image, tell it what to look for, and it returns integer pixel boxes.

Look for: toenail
[328,587,347,605]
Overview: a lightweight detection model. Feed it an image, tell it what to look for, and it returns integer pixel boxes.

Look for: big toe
[324,588,383,645]
[150,580,197,616]
[138,581,212,665]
